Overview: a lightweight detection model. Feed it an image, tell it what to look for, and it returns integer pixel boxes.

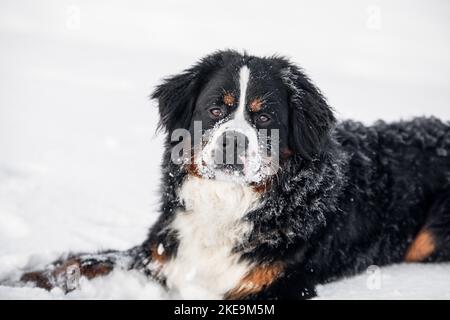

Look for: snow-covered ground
[1,0,449,299]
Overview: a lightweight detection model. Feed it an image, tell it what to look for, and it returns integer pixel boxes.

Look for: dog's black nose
[222,131,248,153]
[214,131,249,170]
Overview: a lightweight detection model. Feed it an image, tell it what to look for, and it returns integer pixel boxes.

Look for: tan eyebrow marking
[223,92,235,106]
[249,98,263,112]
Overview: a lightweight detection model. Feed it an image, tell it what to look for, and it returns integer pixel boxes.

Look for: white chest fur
[162,176,261,299]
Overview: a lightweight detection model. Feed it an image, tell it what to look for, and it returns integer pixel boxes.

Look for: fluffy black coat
[17,51,450,299]
[139,118,450,299]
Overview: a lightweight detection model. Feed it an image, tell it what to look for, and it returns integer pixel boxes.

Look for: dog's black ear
[281,64,336,160]
[152,51,232,133]
[152,68,199,133]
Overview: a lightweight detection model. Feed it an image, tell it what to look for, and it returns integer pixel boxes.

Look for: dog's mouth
[180,119,281,184]
[194,142,278,184]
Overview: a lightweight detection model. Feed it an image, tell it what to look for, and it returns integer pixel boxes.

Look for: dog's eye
[257,114,271,124]
[208,107,224,119]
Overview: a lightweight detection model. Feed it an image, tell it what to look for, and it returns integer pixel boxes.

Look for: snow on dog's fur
[13,50,450,299]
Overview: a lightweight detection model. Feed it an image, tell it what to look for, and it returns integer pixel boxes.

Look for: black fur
[17,50,450,299]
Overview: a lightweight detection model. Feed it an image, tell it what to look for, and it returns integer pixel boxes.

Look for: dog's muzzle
[213,130,249,173]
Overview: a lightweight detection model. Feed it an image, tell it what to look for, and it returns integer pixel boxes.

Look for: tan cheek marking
[280,147,294,159]
[252,179,272,194]
[224,262,284,299]
[249,98,263,112]
[186,162,201,178]
[223,92,235,106]
[184,154,204,178]
[405,229,436,262]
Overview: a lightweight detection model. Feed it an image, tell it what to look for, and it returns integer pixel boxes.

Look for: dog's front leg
[224,263,316,300]
[20,248,140,292]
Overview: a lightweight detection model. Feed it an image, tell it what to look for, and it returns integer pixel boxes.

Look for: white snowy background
[1,0,449,299]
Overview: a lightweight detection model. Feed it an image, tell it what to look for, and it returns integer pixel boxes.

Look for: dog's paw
[20,270,57,291]
[20,256,114,293]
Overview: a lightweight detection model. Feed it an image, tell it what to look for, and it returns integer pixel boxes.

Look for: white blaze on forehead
[197,64,264,183]
[234,66,250,121]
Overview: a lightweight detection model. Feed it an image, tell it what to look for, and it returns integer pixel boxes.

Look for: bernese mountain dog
[18,50,450,299]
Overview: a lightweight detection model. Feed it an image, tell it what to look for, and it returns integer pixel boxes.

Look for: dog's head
[153,50,335,184]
